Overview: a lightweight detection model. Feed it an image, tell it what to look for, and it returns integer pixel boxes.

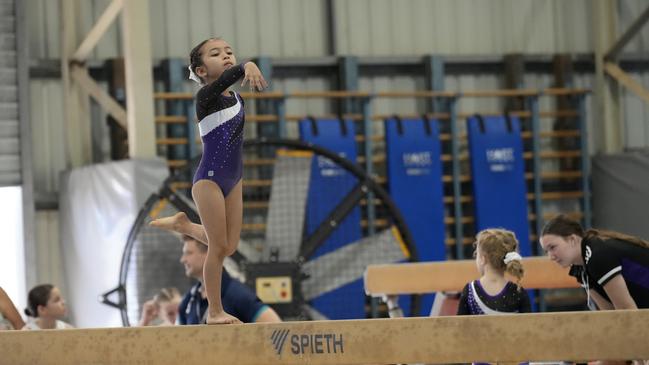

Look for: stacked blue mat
[299,117,363,319]
[384,116,446,316]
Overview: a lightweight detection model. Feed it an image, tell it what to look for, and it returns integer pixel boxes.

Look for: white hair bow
[188,65,203,85]
[503,251,522,264]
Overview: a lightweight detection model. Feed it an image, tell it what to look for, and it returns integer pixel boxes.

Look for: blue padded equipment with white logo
[466,114,531,256]
[385,116,446,316]
[299,117,363,319]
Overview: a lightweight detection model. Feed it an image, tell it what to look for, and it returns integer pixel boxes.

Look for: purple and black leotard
[193,63,246,196]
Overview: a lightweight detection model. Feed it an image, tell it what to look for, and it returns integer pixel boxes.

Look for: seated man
[178,235,281,324]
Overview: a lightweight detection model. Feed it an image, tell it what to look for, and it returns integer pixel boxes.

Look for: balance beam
[0,310,648,364]
[365,257,578,296]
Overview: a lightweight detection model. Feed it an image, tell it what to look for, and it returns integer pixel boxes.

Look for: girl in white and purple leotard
[156,38,267,325]
[457,229,531,365]
[457,229,530,316]
[192,62,246,197]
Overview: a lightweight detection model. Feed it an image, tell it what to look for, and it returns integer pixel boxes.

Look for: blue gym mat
[299,117,364,319]
[385,116,446,316]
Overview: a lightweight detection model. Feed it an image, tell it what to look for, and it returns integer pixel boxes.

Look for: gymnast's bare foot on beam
[207,310,242,325]
[150,212,191,234]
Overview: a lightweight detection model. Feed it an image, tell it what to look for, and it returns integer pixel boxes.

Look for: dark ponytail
[542,214,649,249]
[25,284,53,318]
[584,229,649,249]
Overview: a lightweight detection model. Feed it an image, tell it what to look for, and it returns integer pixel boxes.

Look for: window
[0,186,26,310]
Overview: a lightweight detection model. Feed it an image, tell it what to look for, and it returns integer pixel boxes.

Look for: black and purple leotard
[193,64,246,196]
[457,280,531,315]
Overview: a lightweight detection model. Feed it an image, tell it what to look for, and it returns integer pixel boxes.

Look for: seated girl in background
[23,284,73,330]
[457,228,531,315]
[139,287,182,326]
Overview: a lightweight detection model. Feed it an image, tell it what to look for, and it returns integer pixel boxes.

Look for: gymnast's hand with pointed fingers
[242,62,268,92]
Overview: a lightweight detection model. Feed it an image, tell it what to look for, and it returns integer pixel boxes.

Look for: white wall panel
[150,0,168,59]
[618,0,649,54]
[27,0,328,60]
[334,0,595,55]
[302,0,327,55]
[93,0,121,59]
[77,0,95,58]
[344,0,372,56]
[208,1,237,50]
[164,1,190,58]
[29,80,67,194]
[187,0,210,43]
[34,211,65,291]
[280,0,302,57]
[410,0,436,54]
[257,0,282,56]
[233,0,260,57]
[622,72,649,149]
[43,0,61,58]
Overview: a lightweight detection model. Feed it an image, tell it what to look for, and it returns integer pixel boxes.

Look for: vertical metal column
[16,0,37,290]
[276,96,287,139]
[578,94,592,227]
[425,56,449,259]
[254,57,276,182]
[529,95,543,244]
[255,56,277,139]
[338,56,358,114]
[338,57,373,232]
[105,59,128,160]
[424,55,445,114]
[185,100,198,160]
[530,94,545,312]
[449,96,464,259]
[161,59,187,163]
[339,56,378,316]
[362,97,375,236]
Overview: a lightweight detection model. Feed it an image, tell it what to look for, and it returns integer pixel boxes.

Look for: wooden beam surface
[365,257,578,296]
[0,311,648,364]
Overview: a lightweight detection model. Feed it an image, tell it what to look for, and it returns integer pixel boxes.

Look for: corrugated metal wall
[618,0,649,150]
[30,80,68,193]
[24,0,648,130]
[26,0,328,60]
[622,72,649,149]
[334,0,593,55]
[34,210,66,293]
[25,0,649,58]
[614,0,649,151]
[1,0,20,186]
[619,0,649,54]
[24,0,647,60]
[332,0,649,55]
